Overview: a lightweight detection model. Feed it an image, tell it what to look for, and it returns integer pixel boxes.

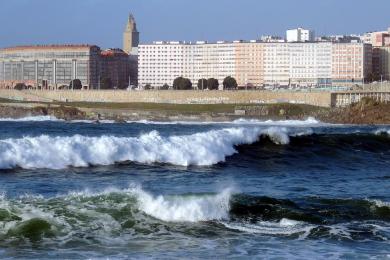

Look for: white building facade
[263,42,332,87]
[138,41,236,88]
[138,42,186,88]
[286,28,315,42]
[138,41,371,89]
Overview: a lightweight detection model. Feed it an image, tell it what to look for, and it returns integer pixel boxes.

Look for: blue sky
[0,0,389,48]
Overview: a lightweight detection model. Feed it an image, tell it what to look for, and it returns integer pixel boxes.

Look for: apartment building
[363,30,390,47]
[189,42,236,86]
[138,41,371,89]
[138,42,185,88]
[234,41,264,87]
[263,43,290,86]
[138,41,236,88]
[332,43,372,85]
[262,42,333,87]
[373,46,390,81]
[286,28,315,42]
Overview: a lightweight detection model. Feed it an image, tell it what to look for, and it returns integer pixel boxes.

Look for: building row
[138,41,373,89]
[0,14,140,90]
[1,13,389,91]
[0,45,132,89]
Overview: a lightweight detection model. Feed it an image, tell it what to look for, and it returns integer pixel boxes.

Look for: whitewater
[0,118,389,259]
[0,126,310,169]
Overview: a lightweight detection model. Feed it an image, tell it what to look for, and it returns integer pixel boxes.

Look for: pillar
[53,59,57,89]
[35,60,38,89]
[72,60,77,80]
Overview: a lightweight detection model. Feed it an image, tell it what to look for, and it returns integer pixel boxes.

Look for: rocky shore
[0,98,389,124]
[0,103,86,121]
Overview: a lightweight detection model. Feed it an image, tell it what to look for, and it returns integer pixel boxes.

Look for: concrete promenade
[0,89,389,108]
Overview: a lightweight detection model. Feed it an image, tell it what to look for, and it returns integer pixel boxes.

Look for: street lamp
[381,74,383,90]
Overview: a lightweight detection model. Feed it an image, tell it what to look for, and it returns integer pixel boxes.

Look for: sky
[0,0,389,49]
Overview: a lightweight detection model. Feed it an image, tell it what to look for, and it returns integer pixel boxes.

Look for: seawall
[0,90,333,107]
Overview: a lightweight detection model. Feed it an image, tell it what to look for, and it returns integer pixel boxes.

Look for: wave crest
[128,117,321,126]
[0,127,305,169]
[222,218,313,237]
[375,129,390,136]
[1,188,389,244]
[133,187,232,222]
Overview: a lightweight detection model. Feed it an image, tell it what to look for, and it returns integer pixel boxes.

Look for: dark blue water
[0,118,389,259]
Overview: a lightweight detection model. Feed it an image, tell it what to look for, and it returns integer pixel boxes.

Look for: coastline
[0,98,389,124]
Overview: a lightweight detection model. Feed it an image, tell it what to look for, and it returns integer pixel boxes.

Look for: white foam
[127,117,322,126]
[62,185,233,223]
[0,186,234,240]
[261,127,290,145]
[0,192,67,236]
[374,129,390,136]
[70,119,116,124]
[222,218,314,237]
[0,115,62,122]
[0,126,305,169]
[369,199,390,208]
[133,186,232,222]
[232,117,321,126]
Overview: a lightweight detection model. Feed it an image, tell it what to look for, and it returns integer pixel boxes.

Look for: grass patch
[58,102,241,113]
[0,98,328,116]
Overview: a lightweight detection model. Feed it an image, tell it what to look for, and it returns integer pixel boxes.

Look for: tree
[161,83,170,90]
[223,76,238,90]
[14,83,27,90]
[197,79,207,90]
[367,72,380,82]
[144,84,152,90]
[117,81,128,90]
[173,77,192,90]
[69,79,82,90]
[207,78,219,90]
[100,77,112,90]
[246,83,255,90]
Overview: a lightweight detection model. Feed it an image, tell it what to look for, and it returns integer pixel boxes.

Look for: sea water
[0,117,389,259]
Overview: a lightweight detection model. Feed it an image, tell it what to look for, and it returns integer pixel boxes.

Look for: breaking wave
[127,117,321,126]
[133,186,232,222]
[0,127,306,170]
[375,128,390,136]
[0,186,389,245]
[221,219,314,238]
[232,117,321,126]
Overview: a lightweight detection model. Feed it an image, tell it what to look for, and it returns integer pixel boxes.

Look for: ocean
[0,117,389,259]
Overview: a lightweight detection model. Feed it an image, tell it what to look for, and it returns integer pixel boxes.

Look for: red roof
[100,48,128,57]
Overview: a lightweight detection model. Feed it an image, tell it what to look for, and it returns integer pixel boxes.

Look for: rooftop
[100,48,129,57]
[0,44,99,52]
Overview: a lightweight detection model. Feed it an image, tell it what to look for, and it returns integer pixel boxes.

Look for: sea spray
[126,117,321,126]
[0,127,304,170]
[221,219,314,237]
[375,129,390,136]
[0,186,235,238]
[0,186,389,247]
[133,186,233,222]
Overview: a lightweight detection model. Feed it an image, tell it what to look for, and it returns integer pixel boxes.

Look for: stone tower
[123,14,139,54]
